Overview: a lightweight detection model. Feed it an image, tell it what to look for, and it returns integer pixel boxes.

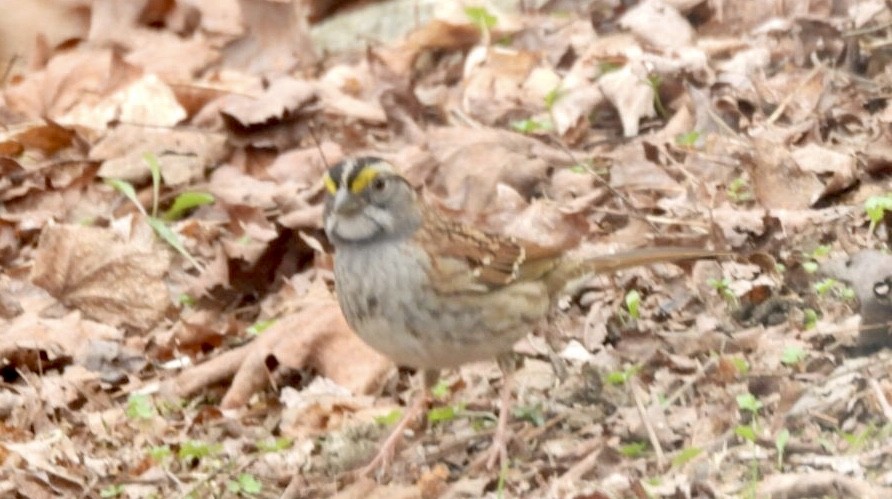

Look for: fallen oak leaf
[171,279,391,407]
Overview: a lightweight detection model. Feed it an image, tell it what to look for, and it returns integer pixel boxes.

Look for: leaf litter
[2,0,892,497]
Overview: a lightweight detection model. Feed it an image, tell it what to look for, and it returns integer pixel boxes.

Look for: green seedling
[775,428,790,468]
[126,393,155,421]
[544,86,564,110]
[780,346,807,366]
[736,393,763,414]
[106,154,203,270]
[727,176,753,203]
[865,194,892,233]
[707,278,737,306]
[803,308,819,330]
[100,485,124,498]
[227,473,262,495]
[671,446,702,467]
[675,130,701,147]
[163,191,215,221]
[620,441,648,457]
[257,437,292,453]
[604,365,641,385]
[513,404,545,427]
[464,6,497,30]
[735,424,757,442]
[511,117,553,134]
[729,356,750,375]
[647,74,667,119]
[149,445,172,463]
[246,319,276,336]
[431,379,450,399]
[624,289,641,320]
[177,440,222,462]
[374,409,402,426]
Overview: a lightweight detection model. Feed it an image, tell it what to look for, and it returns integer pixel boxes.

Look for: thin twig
[631,379,666,469]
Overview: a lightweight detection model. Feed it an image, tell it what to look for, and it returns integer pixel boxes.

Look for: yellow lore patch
[323,173,337,194]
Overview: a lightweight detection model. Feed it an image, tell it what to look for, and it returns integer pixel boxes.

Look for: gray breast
[332,240,547,369]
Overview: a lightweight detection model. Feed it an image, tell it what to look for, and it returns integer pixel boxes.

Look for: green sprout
[727,177,753,203]
[865,194,892,233]
[624,289,641,320]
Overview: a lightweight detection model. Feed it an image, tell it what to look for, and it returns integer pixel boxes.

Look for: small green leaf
[813,277,837,295]
[544,86,564,110]
[802,261,819,274]
[374,409,402,426]
[803,308,818,330]
[864,194,892,232]
[569,164,587,173]
[238,474,262,494]
[179,293,196,307]
[775,429,790,468]
[257,437,292,453]
[620,441,648,457]
[736,393,763,414]
[427,405,457,424]
[735,424,757,442]
[178,440,222,461]
[811,245,831,258]
[163,192,215,221]
[100,485,124,498]
[780,346,807,366]
[464,6,497,29]
[675,131,701,147]
[604,365,640,385]
[149,445,171,462]
[671,447,702,467]
[126,393,155,420]
[147,217,202,270]
[144,153,161,217]
[513,404,545,426]
[625,289,641,319]
[247,319,276,336]
[727,176,753,203]
[105,178,147,216]
[730,357,750,375]
[510,117,553,134]
[431,379,449,399]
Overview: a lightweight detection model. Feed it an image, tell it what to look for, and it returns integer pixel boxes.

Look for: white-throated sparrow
[322,156,725,474]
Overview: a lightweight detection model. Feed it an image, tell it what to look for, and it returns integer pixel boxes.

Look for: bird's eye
[372,178,386,191]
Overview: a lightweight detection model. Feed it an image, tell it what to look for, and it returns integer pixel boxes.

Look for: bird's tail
[546,247,731,295]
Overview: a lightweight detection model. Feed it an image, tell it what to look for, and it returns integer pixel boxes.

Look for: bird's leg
[483,353,519,470]
[356,369,439,478]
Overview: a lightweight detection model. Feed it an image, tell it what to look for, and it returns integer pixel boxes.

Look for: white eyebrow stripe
[340,159,356,189]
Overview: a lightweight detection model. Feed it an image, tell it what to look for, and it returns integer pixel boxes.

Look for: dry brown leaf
[172,279,391,407]
[30,224,171,330]
[790,143,857,204]
[423,127,559,215]
[746,139,824,209]
[599,63,657,137]
[620,0,696,51]
[4,48,139,124]
[220,76,316,129]
[93,124,227,185]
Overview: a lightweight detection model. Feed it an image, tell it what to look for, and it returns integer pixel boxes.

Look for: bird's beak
[333,189,362,216]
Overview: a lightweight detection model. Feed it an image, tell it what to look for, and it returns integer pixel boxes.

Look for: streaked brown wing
[414,205,562,291]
